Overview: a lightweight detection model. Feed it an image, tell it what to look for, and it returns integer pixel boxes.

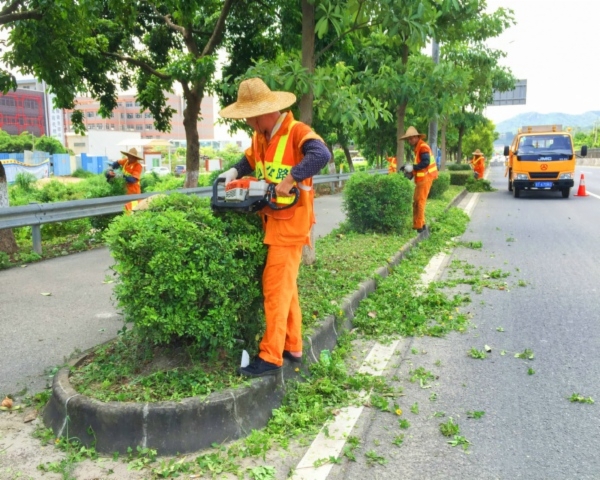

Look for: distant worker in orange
[111,148,144,195]
[219,78,331,378]
[470,149,485,180]
[399,126,438,233]
[387,156,397,174]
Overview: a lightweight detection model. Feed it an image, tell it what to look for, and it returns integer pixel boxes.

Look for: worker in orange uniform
[219,78,331,378]
[399,126,438,233]
[470,149,485,180]
[111,148,144,195]
[387,156,397,174]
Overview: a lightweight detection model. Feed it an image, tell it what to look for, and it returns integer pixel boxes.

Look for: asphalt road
[329,165,600,480]
[0,193,347,397]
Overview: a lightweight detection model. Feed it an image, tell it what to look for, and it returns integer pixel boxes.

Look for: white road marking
[292,189,479,479]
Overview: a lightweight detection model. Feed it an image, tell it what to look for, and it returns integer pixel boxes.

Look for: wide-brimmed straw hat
[472,149,483,156]
[120,147,144,161]
[399,126,426,140]
[219,78,297,119]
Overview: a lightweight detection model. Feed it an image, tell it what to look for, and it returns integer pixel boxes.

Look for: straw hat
[399,126,426,140]
[219,78,297,119]
[120,147,144,161]
[472,149,483,156]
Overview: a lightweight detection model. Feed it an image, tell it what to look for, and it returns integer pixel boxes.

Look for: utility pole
[428,39,440,168]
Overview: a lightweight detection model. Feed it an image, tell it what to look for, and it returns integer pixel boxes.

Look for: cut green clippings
[429,393,438,402]
[568,393,594,404]
[466,410,485,419]
[365,450,387,466]
[515,349,534,360]
[528,368,535,375]
[351,207,472,339]
[439,417,460,437]
[437,260,512,293]
[448,435,471,451]
[506,237,515,242]
[398,419,410,429]
[409,366,436,387]
[392,434,405,447]
[496,327,505,332]
[410,402,419,414]
[468,348,487,359]
[518,280,527,287]
[433,411,446,418]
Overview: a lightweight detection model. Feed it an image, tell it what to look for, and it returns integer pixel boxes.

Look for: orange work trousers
[474,166,485,179]
[413,175,434,230]
[259,244,303,366]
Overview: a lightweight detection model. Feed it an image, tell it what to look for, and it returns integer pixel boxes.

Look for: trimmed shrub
[447,163,472,171]
[71,168,95,178]
[343,172,413,234]
[428,171,450,199]
[449,171,471,186]
[104,194,267,357]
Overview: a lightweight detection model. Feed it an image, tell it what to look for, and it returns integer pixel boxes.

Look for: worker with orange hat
[111,148,144,195]
[399,126,438,233]
[219,78,331,378]
[470,149,485,180]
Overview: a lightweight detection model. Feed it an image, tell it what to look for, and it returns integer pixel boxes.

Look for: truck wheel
[508,170,513,191]
[513,187,520,198]
[561,187,570,198]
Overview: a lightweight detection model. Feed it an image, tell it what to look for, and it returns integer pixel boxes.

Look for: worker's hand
[125,176,137,184]
[218,167,238,186]
[111,161,120,169]
[275,174,295,197]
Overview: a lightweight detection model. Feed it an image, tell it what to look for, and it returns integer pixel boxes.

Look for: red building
[63,92,214,142]
[0,89,46,136]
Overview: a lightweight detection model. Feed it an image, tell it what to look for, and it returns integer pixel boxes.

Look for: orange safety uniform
[387,156,397,174]
[470,155,485,179]
[117,158,143,195]
[412,139,438,230]
[244,111,324,366]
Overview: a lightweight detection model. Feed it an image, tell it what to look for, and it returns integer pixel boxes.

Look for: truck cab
[504,125,588,198]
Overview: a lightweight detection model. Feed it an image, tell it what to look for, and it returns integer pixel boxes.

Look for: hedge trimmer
[211,177,299,213]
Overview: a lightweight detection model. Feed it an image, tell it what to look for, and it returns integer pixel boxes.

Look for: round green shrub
[428,171,450,199]
[342,172,413,234]
[447,163,472,171]
[449,171,471,186]
[103,194,267,357]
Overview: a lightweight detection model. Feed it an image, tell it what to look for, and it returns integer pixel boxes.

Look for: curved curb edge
[44,188,467,455]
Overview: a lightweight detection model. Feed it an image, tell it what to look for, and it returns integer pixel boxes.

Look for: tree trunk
[182,85,202,188]
[396,102,407,162]
[441,119,447,170]
[299,0,315,126]
[0,162,17,255]
[342,145,354,172]
[457,124,465,164]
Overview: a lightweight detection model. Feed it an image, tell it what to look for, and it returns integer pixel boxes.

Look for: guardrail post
[32,224,42,255]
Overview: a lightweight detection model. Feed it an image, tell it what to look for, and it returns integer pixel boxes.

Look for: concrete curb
[43,188,467,455]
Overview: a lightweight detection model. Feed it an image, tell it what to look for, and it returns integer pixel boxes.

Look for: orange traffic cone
[574,173,589,197]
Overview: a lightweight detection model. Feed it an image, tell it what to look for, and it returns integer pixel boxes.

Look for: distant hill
[495,111,600,134]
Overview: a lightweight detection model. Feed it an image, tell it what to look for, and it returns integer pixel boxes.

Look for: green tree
[4,0,267,188]
[463,118,497,158]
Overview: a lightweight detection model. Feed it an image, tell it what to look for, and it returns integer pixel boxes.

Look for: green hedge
[447,163,472,171]
[104,194,267,357]
[428,171,450,199]
[449,171,472,186]
[343,172,413,234]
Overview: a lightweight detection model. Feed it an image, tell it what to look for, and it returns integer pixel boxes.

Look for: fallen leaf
[1,397,12,408]
[102,280,114,284]
[40,292,52,296]
[484,345,492,352]
[23,411,37,423]
[368,311,377,319]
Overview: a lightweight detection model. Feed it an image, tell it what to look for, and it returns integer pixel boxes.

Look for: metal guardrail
[0,169,387,254]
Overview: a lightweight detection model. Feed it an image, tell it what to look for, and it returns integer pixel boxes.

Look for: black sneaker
[238,357,282,378]
[283,350,302,363]
[417,224,427,233]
